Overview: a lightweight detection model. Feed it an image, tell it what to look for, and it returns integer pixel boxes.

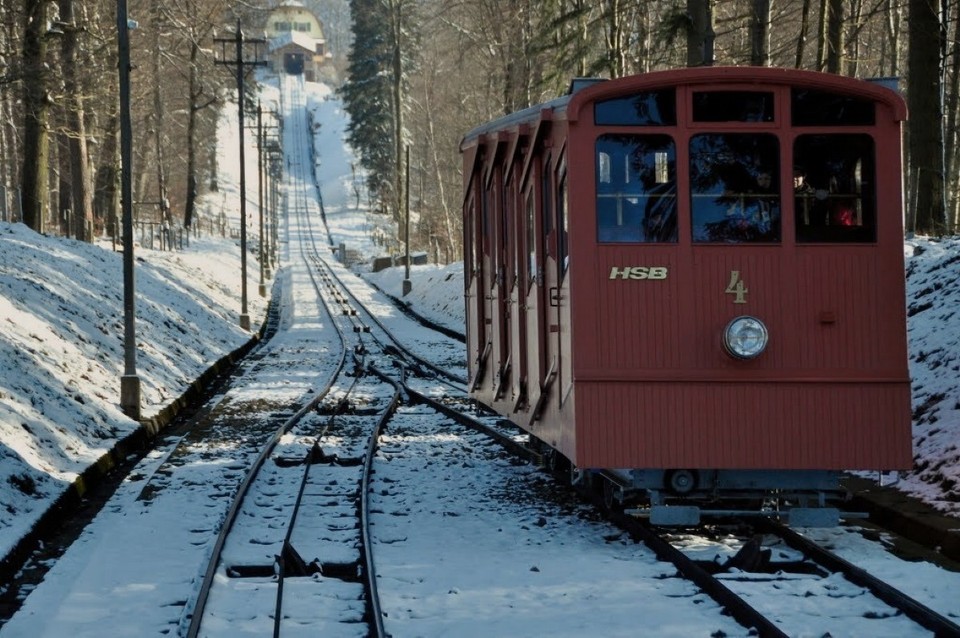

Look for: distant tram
[460,67,912,526]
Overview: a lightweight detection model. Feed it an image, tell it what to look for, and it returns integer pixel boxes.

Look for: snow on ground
[899,237,960,511]
[0,75,958,631]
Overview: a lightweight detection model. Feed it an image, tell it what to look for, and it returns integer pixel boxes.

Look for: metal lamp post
[118,0,140,419]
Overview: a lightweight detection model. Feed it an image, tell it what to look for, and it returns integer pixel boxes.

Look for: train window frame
[501,171,513,291]
[557,159,569,276]
[691,90,775,123]
[594,88,677,126]
[793,133,877,243]
[595,133,678,244]
[525,188,537,293]
[791,89,876,126]
[689,133,782,244]
[484,173,498,292]
[541,153,554,256]
[465,189,477,282]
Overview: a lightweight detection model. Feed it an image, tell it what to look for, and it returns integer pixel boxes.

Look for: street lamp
[118,0,140,419]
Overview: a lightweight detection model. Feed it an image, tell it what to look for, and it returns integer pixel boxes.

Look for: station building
[264,0,332,81]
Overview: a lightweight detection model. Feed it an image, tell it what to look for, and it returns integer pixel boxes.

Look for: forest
[0,0,955,265]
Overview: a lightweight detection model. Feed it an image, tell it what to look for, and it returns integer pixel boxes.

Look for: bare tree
[824,0,843,73]
[795,0,813,67]
[908,0,948,235]
[750,0,770,66]
[57,0,94,241]
[687,0,715,67]
[20,0,54,232]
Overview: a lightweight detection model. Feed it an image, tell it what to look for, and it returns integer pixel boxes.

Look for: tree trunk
[390,0,405,226]
[908,0,948,234]
[152,4,170,229]
[686,0,715,67]
[750,0,770,66]
[884,0,902,76]
[604,0,625,78]
[825,0,843,73]
[943,2,960,228]
[796,0,812,67]
[184,38,201,229]
[58,128,71,235]
[59,0,94,241]
[21,0,51,233]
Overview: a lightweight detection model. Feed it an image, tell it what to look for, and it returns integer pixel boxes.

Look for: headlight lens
[723,316,768,359]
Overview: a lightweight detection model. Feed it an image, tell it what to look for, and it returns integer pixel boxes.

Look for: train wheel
[601,478,623,514]
[544,448,559,473]
[664,469,698,496]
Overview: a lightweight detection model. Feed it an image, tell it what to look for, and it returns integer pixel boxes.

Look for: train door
[532,153,559,421]
[493,166,511,399]
[509,170,528,411]
[522,184,543,417]
[555,158,572,404]
[477,177,494,390]
[463,186,485,389]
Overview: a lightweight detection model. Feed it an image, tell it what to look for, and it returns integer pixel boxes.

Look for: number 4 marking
[726,270,748,304]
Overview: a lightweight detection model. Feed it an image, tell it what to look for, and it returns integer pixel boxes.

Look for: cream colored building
[264,1,331,81]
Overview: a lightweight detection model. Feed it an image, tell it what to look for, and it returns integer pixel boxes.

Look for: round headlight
[723,316,768,359]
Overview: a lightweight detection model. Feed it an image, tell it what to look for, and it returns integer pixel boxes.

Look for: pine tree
[340,0,395,208]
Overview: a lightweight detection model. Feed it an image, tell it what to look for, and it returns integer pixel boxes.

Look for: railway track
[598,512,960,637]
[185,75,473,636]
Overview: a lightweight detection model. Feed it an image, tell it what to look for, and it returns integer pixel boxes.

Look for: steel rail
[318,257,468,388]
[757,519,960,638]
[186,77,348,636]
[613,514,790,638]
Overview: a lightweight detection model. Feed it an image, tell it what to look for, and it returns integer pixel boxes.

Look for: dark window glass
[501,176,511,289]
[465,193,475,281]
[481,185,490,253]
[525,190,536,290]
[541,156,553,240]
[558,167,569,274]
[792,89,876,126]
[596,134,677,243]
[595,89,677,126]
[794,134,876,243]
[483,183,494,289]
[692,91,774,122]
[689,134,781,243]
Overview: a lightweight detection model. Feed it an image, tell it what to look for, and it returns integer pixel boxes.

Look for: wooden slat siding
[795,250,907,374]
[587,247,683,371]
[575,382,911,469]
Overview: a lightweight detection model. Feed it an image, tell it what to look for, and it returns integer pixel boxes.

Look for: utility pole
[254,103,280,295]
[216,21,265,330]
[402,144,412,296]
[256,102,266,297]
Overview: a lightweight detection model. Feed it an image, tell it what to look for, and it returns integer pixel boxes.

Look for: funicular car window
[692,91,774,122]
[690,133,781,243]
[483,185,495,290]
[792,89,875,126]
[794,134,876,243]
[596,134,677,243]
[525,190,536,291]
[594,89,676,126]
[558,166,569,273]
